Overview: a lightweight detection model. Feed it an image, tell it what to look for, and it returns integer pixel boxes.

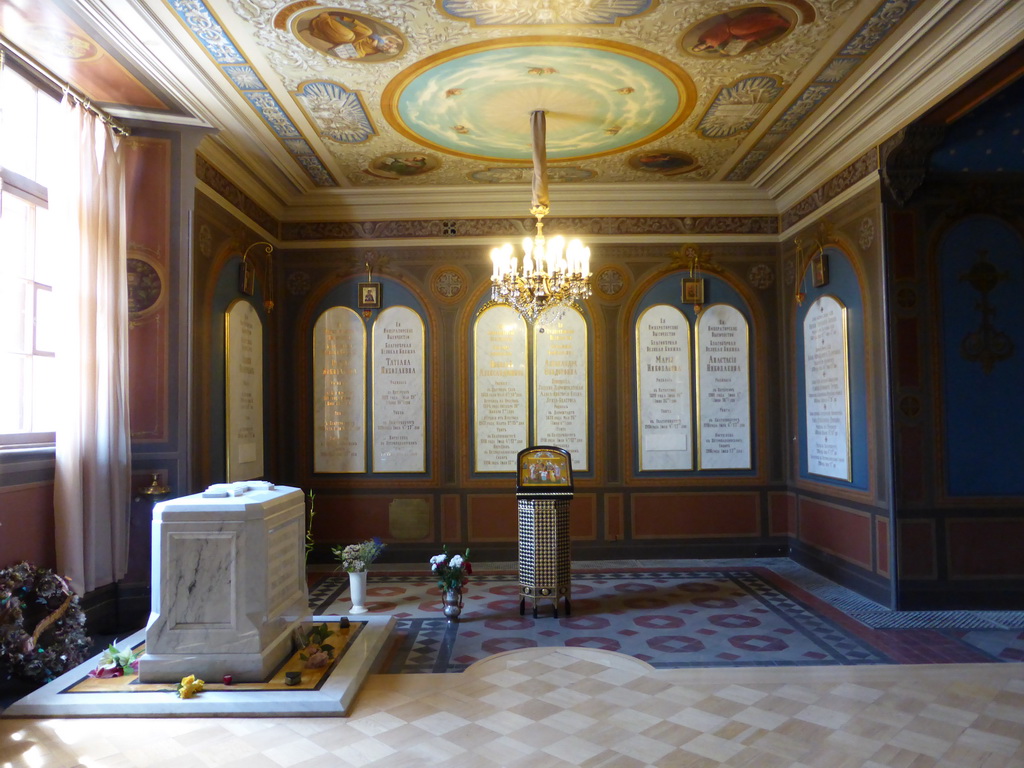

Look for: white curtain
[53,98,131,595]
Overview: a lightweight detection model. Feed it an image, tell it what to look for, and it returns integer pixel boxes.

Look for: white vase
[348,571,368,614]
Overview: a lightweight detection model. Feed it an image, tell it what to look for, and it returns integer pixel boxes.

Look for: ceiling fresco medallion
[628,150,699,176]
[682,5,799,58]
[364,152,442,180]
[437,0,658,26]
[382,37,696,163]
[469,166,595,184]
[289,8,405,62]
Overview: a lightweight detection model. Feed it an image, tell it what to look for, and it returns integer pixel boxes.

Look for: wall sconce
[793,238,827,305]
[241,241,275,313]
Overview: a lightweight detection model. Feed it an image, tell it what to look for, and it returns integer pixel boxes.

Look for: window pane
[35,88,62,190]
[0,69,41,181]
[34,284,55,354]
[30,354,57,433]
[0,191,32,278]
[33,204,56,286]
[0,277,31,354]
[0,354,28,433]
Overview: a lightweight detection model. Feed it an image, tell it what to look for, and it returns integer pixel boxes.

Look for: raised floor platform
[2,615,394,718]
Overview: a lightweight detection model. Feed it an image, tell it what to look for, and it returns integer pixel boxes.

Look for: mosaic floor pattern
[309,565,1024,673]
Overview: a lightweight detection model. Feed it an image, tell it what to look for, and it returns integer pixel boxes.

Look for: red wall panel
[0,483,56,570]
[799,499,872,569]
[467,494,518,542]
[769,491,795,536]
[632,493,759,538]
[441,494,461,542]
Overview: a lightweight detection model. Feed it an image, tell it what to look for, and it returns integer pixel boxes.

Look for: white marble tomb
[138,482,308,683]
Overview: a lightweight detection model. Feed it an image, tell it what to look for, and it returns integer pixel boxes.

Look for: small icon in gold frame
[358,282,381,309]
[682,277,704,305]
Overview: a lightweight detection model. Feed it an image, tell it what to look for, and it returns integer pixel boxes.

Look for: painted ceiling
[0,0,1020,215]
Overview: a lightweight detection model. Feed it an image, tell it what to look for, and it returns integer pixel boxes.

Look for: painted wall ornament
[292,8,404,62]
[683,6,797,58]
[698,75,784,139]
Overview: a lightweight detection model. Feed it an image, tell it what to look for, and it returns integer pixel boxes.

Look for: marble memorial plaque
[803,295,851,480]
[534,307,589,471]
[637,304,692,470]
[697,304,751,469]
[313,307,366,473]
[225,300,264,481]
[474,304,528,472]
[372,306,426,473]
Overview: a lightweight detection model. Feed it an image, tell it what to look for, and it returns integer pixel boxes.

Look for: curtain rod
[0,39,130,137]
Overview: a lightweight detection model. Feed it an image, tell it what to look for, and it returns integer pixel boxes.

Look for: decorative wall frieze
[280,214,779,242]
[780,150,878,231]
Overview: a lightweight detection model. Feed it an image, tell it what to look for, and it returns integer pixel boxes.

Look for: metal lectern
[516,446,573,618]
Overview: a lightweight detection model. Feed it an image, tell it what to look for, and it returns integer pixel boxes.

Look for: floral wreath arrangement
[0,561,91,684]
[332,537,385,573]
[429,547,472,593]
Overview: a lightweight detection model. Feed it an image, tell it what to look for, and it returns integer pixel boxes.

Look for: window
[0,52,62,445]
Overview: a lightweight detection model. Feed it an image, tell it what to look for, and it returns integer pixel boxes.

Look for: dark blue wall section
[795,247,869,490]
[631,272,755,476]
[312,278,432,477]
[939,216,1024,496]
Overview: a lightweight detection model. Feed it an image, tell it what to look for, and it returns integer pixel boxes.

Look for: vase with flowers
[429,547,472,621]
[331,537,385,614]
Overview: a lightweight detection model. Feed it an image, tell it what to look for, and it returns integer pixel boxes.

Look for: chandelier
[489,111,591,323]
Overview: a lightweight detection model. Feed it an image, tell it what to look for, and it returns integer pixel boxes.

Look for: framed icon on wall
[811,251,829,288]
[358,281,381,309]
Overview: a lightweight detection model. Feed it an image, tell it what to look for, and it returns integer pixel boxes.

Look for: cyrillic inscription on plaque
[373,306,426,473]
[225,300,264,481]
[474,304,528,472]
[697,304,751,469]
[803,296,851,480]
[637,304,692,470]
[313,307,366,473]
[534,307,589,471]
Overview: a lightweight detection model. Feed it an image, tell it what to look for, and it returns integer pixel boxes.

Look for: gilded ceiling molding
[780,150,879,231]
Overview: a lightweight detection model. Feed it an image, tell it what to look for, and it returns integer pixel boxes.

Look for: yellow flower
[177,674,205,699]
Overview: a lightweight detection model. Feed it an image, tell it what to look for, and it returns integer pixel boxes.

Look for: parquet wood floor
[2,649,1022,767]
